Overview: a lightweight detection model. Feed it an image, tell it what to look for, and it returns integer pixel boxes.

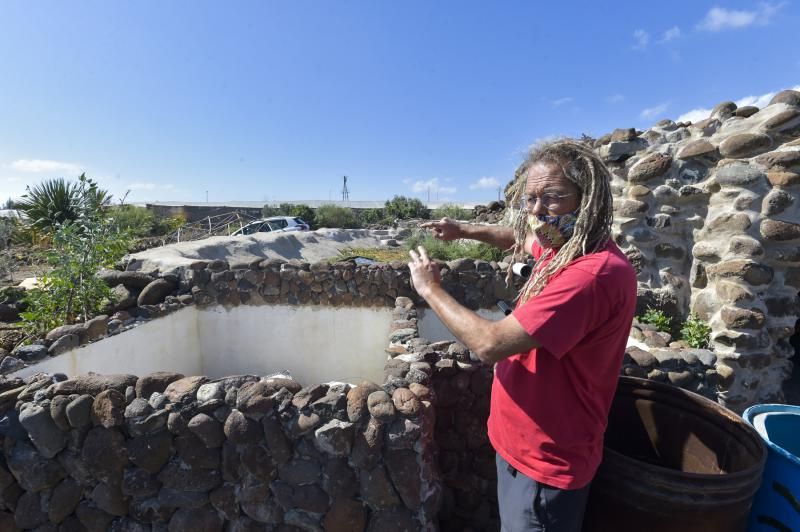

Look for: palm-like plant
[15,174,111,232]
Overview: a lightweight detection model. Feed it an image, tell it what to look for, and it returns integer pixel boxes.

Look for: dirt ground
[1,245,51,288]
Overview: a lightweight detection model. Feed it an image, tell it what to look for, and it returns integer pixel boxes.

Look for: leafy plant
[680,313,712,349]
[20,177,131,336]
[432,203,471,221]
[153,214,186,236]
[638,307,673,333]
[315,204,360,228]
[403,230,504,262]
[384,196,430,220]
[15,175,112,232]
[108,205,155,237]
[356,208,386,226]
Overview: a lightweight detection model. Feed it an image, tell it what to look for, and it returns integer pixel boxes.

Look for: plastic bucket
[583,377,767,532]
[743,404,800,531]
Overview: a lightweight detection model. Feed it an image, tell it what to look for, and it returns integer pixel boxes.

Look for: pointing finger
[417,246,430,263]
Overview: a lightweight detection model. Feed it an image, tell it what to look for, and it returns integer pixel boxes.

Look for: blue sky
[0,1,797,205]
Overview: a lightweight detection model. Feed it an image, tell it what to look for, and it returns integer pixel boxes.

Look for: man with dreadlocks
[409,138,637,531]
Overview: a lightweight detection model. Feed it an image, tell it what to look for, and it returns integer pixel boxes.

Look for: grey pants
[495,454,591,532]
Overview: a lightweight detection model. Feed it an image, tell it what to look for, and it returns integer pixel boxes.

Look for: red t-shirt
[487,240,637,489]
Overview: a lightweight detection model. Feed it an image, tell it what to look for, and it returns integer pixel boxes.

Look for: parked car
[231,216,310,236]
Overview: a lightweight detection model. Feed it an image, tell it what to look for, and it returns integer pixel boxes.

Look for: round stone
[760,219,800,241]
[366,391,396,423]
[715,162,766,187]
[706,260,774,285]
[763,189,794,216]
[706,212,751,232]
[188,413,225,448]
[721,307,766,329]
[711,101,737,120]
[767,171,800,187]
[735,106,759,118]
[677,140,717,159]
[768,89,800,107]
[391,388,421,417]
[719,133,772,159]
[628,152,672,182]
[764,108,800,131]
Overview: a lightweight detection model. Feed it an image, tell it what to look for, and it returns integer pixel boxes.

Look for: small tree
[21,175,131,335]
[288,204,316,227]
[108,205,155,237]
[432,203,470,220]
[357,208,386,226]
[384,195,430,220]
[315,204,359,228]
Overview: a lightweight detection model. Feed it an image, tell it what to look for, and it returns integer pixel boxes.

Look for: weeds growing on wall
[20,176,132,336]
[638,307,673,334]
[680,313,712,349]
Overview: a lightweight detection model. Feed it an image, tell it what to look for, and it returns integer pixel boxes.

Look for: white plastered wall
[13,305,393,386]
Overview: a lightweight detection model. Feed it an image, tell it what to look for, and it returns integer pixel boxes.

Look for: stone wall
[0,294,501,532]
[599,89,800,410]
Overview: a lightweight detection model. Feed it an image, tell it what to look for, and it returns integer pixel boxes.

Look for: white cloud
[608,93,625,103]
[640,102,670,120]
[411,178,456,196]
[632,29,650,50]
[676,107,713,123]
[469,177,500,190]
[128,182,176,191]
[676,84,800,123]
[9,159,82,174]
[697,3,783,32]
[551,97,573,107]
[659,26,681,43]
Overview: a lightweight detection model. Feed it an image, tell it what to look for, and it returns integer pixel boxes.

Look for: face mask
[527,211,578,249]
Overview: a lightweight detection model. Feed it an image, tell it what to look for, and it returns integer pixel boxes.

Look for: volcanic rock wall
[0,295,498,532]
[600,89,800,410]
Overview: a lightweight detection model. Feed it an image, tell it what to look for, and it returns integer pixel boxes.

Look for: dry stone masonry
[0,295,499,531]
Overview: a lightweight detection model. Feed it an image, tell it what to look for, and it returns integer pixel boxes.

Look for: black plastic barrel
[583,377,767,532]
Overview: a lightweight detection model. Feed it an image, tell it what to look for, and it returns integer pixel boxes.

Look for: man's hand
[420,218,462,241]
[408,246,441,299]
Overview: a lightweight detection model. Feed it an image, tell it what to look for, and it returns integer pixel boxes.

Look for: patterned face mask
[527,211,578,249]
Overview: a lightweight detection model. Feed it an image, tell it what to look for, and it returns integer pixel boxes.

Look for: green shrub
[432,203,471,220]
[108,205,155,237]
[384,196,430,220]
[356,208,386,226]
[638,307,673,333]
[403,230,503,262]
[20,178,132,335]
[680,313,712,349]
[15,175,111,232]
[153,214,186,236]
[315,204,360,228]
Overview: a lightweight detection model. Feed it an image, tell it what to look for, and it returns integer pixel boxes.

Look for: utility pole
[341,176,350,202]
[206,190,209,203]
[497,186,501,202]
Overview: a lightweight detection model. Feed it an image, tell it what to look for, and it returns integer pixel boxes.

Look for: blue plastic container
[743,404,800,531]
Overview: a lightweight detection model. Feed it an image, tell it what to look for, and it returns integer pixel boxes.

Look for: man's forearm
[458,223,515,251]
[420,284,500,364]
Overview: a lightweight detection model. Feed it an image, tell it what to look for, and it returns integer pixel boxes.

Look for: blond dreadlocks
[506,138,614,304]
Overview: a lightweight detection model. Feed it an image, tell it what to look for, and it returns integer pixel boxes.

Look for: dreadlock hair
[507,138,614,304]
